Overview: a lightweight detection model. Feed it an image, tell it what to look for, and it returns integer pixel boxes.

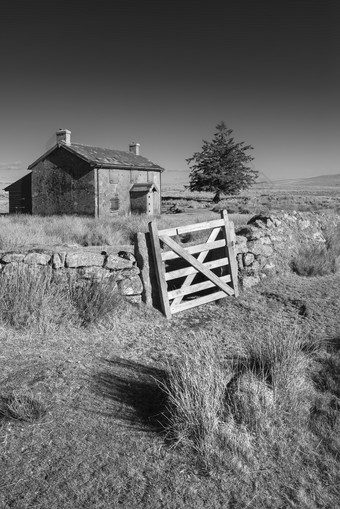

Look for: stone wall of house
[98,168,162,216]
[234,211,340,288]
[0,248,143,303]
[32,148,96,216]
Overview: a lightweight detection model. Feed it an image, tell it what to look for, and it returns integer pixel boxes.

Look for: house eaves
[27,142,164,172]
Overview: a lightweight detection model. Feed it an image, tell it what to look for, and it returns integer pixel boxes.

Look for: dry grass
[158,323,320,470]
[291,224,340,276]
[0,390,46,422]
[0,210,248,251]
[0,268,122,331]
[163,184,340,215]
[0,205,339,507]
[0,274,339,507]
[159,335,231,457]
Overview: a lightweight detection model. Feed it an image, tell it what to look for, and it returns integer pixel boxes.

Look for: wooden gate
[149,210,238,318]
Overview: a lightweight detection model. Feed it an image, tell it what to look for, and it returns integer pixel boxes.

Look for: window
[109,170,119,184]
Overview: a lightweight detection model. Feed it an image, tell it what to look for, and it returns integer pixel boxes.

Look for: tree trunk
[213,191,221,203]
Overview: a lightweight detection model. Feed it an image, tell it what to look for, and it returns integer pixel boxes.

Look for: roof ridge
[71,142,133,154]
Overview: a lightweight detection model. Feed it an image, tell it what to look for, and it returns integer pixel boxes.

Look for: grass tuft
[0,391,46,422]
[159,323,320,470]
[0,267,122,330]
[291,225,340,276]
[159,335,231,458]
[68,277,122,327]
[0,266,73,331]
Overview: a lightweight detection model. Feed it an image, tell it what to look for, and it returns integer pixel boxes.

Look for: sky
[0,0,339,186]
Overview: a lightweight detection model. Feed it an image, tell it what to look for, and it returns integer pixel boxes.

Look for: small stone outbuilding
[6,129,164,216]
[4,173,32,214]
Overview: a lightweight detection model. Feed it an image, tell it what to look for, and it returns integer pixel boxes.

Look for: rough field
[0,182,340,508]
[1,272,339,508]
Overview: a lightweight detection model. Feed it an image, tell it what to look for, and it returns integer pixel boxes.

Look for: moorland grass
[165,185,340,215]
[0,211,249,251]
[0,273,339,508]
[159,324,319,467]
[0,204,339,507]
[0,268,122,331]
[0,390,46,422]
[291,223,340,276]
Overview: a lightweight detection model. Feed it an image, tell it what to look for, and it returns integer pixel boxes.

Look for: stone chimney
[56,128,71,145]
[129,142,140,155]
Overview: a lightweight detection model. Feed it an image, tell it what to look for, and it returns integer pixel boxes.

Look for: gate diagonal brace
[159,235,234,297]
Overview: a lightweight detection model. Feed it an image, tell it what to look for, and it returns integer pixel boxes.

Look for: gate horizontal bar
[165,257,229,281]
[170,290,231,314]
[167,275,231,299]
[158,218,225,237]
[161,238,226,261]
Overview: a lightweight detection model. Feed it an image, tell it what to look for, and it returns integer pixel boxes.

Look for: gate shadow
[91,357,169,431]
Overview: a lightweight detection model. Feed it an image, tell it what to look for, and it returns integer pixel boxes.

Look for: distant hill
[275,173,340,187]
[162,169,275,187]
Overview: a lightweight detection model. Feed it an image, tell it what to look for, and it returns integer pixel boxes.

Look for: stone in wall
[118,276,143,296]
[52,252,67,269]
[77,266,112,280]
[66,252,104,268]
[114,266,140,281]
[24,252,51,265]
[1,253,26,263]
[1,261,52,279]
[105,254,134,270]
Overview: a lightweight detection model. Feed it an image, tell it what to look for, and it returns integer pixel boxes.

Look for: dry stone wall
[235,211,340,288]
[0,248,143,303]
[1,212,338,311]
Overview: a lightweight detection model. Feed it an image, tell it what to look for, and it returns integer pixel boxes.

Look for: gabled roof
[28,142,164,171]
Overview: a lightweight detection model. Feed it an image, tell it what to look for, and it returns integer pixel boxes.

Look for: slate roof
[28,142,164,171]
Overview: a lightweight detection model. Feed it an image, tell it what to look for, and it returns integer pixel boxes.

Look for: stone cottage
[5,129,164,216]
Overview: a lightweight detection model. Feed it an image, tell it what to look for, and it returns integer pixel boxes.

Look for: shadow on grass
[92,357,168,432]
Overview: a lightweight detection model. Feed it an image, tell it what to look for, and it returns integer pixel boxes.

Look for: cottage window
[109,170,119,184]
[110,194,120,211]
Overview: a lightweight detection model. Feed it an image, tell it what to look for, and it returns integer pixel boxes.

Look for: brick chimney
[56,129,71,145]
[129,142,140,155]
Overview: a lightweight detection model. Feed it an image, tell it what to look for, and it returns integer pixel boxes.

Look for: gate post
[221,210,239,297]
[148,221,172,319]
